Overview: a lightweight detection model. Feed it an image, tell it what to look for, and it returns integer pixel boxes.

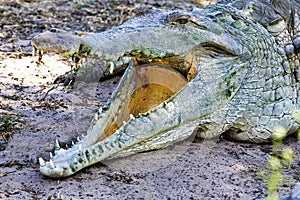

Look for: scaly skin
[32,1,300,178]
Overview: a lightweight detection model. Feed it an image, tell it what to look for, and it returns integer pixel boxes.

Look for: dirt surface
[0,0,300,199]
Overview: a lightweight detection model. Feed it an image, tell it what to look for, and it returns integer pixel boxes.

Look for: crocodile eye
[168,14,208,30]
[176,18,189,24]
[169,14,190,25]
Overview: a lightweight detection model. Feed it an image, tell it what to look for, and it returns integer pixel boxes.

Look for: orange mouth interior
[101,63,188,140]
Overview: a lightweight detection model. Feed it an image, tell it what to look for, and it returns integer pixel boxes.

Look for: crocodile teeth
[77,137,80,142]
[49,160,55,169]
[81,134,85,138]
[109,62,115,74]
[121,56,132,64]
[55,139,60,149]
[99,107,103,114]
[39,157,46,166]
[49,152,53,158]
[71,141,75,146]
[123,121,127,126]
[95,113,99,121]
[130,114,135,120]
[79,144,83,154]
[32,47,37,56]
[74,157,78,163]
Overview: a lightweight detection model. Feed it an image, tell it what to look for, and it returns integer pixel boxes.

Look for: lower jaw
[40,58,192,177]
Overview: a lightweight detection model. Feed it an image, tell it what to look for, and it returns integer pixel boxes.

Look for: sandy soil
[0,1,300,199]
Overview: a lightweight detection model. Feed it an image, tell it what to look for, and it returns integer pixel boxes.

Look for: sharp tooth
[74,157,78,163]
[121,57,132,64]
[130,114,135,120]
[109,62,115,74]
[123,121,127,126]
[99,107,103,114]
[38,50,43,61]
[55,139,60,149]
[72,141,75,146]
[79,144,82,154]
[95,113,99,121]
[81,134,85,138]
[66,144,69,149]
[49,160,55,169]
[77,137,80,142]
[32,47,37,56]
[39,157,46,166]
[50,152,53,158]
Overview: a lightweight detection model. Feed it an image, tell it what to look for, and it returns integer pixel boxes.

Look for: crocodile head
[35,6,277,178]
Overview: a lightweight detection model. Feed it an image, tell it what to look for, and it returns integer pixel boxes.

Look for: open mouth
[39,53,197,177]
[99,52,197,139]
[99,56,190,141]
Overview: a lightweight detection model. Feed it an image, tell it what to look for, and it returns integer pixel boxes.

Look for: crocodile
[31,0,300,179]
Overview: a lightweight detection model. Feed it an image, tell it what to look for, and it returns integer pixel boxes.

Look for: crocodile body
[32,0,300,179]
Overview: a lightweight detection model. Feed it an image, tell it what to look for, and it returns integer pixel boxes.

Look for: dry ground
[0,1,299,199]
